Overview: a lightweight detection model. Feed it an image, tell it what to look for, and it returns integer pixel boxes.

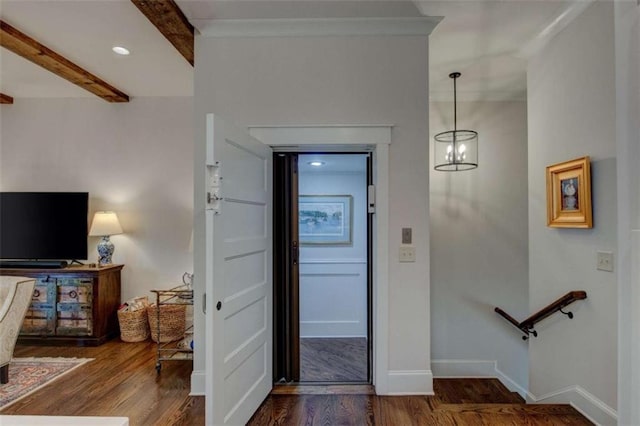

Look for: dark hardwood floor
[1,340,204,425]
[2,340,592,425]
[249,378,593,425]
[300,337,367,382]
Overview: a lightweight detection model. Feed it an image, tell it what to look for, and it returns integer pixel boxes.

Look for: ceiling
[0,0,584,102]
[298,153,368,174]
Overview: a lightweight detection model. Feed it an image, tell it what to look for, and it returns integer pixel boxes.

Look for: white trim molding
[432,359,496,377]
[190,370,206,396]
[300,272,361,278]
[528,386,618,426]
[300,319,365,339]
[193,17,442,38]
[494,366,528,399]
[300,259,367,265]
[373,143,390,395]
[385,370,434,395]
[0,416,129,426]
[249,125,392,147]
[248,125,392,395]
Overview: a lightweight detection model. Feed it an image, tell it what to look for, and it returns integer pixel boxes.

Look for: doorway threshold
[271,383,375,395]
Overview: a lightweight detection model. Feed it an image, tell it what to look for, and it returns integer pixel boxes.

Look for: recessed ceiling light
[308,161,325,167]
[112,46,130,56]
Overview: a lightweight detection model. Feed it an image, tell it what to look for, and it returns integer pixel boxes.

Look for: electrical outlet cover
[597,251,614,272]
[399,246,415,262]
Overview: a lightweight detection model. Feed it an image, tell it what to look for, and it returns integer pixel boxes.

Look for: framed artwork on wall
[299,195,353,245]
[546,156,593,228]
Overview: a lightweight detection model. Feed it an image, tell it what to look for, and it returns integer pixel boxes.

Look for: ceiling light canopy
[112,46,130,56]
[433,72,478,172]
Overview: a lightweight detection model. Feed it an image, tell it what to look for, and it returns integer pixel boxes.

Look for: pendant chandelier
[434,72,478,171]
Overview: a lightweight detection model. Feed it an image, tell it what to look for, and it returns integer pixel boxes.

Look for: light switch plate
[402,228,412,244]
[399,246,415,262]
[597,251,614,272]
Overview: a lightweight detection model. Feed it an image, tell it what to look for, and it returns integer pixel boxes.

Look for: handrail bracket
[495,291,587,340]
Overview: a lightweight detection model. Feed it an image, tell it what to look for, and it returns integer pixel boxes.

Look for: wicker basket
[148,303,186,343]
[118,307,150,342]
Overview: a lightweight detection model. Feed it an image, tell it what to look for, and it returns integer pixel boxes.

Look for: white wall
[615,1,640,424]
[299,166,367,338]
[527,2,618,420]
[0,97,194,302]
[194,35,431,393]
[430,100,529,393]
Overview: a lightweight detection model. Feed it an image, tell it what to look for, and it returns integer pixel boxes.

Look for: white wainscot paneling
[299,260,367,338]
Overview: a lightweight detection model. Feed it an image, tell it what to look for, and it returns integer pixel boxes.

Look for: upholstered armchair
[0,276,36,384]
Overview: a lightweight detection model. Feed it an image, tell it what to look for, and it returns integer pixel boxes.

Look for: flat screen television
[0,192,88,264]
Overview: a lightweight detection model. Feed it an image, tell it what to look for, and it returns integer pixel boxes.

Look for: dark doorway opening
[273,152,373,384]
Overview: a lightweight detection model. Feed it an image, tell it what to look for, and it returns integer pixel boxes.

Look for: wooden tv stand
[0,264,123,346]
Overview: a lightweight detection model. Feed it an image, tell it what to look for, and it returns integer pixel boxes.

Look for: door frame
[249,125,391,393]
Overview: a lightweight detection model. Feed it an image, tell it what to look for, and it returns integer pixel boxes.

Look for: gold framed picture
[546,156,593,228]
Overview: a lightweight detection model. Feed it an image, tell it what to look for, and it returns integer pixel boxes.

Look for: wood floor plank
[3,342,592,426]
[1,340,203,426]
[248,379,593,426]
[434,378,525,404]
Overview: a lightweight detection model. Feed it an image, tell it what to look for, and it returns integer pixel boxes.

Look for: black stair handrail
[495,291,587,340]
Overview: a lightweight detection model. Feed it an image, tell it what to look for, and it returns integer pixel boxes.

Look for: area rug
[0,357,93,410]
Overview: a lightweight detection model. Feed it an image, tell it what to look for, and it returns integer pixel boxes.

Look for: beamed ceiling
[0,0,586,104]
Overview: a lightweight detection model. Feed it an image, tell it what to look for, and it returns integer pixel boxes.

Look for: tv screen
[0,192,88,260]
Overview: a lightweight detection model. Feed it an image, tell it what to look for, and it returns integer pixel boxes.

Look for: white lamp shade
[89,211,123,236]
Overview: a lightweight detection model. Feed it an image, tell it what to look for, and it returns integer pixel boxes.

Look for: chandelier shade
[433,72,478,171]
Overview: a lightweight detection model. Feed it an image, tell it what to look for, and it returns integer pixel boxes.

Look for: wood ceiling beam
[0,20,129,103]
[0,93,14,104]
[131,0,194,66]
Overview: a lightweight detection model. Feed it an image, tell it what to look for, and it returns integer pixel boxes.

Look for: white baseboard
[527,386,617,426]
[300,334,368,339]
[190,370,205,396]
[385,370,433,395]
[431,359,496,377]
[431,359,528,399]
[494,365,529,399]
[300,320,365,338]
[0,416,129,426]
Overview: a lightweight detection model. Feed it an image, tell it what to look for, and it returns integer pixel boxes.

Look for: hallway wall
[430,100,529,393]
[194,34,432,394]
[527,2,617,421]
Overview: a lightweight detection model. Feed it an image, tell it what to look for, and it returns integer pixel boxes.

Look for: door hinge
[292,240,299,265]
[203,293,206,314]
[206,161,223,214]
[368,185,376,214]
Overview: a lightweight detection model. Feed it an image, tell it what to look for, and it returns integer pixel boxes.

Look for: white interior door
[204,114,272,425]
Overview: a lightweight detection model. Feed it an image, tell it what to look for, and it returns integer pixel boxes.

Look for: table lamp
[89,211,123,265]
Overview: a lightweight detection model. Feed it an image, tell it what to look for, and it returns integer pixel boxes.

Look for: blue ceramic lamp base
[97,235,115,265]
